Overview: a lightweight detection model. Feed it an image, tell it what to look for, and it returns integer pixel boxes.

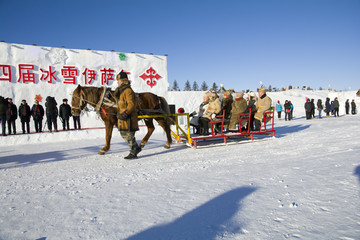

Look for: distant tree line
[170,81,333,92]
[170,80,218,92]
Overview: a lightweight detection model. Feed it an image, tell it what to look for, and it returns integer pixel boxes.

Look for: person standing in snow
[18,99,31,134]
[304,98,312,120]
[345,99,350,115]
[325,97,331,118]
[284,100,291,121]
[333,97,340,117]
[254,87,272,131]
[276,100,282,120]
[59,99,72,131]
[0,96,7,136]
[289,101,294,120]
[114,71,142,159]
[330,101,335,116]
[45,96,58,133]
[317,99,323,119]
[310,99,316,118]
[351,100,357,115]
[31,100,44,133]
[73,114,81,130]
[6,98,17,135]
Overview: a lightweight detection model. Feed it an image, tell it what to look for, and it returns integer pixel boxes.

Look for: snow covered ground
[1,90,360,239]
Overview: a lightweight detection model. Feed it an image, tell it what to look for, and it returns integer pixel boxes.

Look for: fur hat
[236,91,244,98]
[249,91,256,97]
[258,87,266,93]
[116,71,129,84]
[63,98,68,102]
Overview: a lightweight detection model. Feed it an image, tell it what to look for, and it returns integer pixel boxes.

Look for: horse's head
[71,85,87,116]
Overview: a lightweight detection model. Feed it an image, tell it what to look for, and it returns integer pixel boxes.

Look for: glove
[117,111,128,120]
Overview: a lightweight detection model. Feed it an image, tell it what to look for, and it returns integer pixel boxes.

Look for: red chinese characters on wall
[61,66,78,84]
[139,67,162,88]
[0,65,11,82]
[17,64,35,83]
[82,68,97,85]
[100,68,115,85]
[40,66,57,83]
[1,64,164,88]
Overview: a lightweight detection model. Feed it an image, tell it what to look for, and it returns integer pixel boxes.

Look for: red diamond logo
[139,67,161,88]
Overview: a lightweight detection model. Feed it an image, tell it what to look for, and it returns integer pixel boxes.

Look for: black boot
[124,153,137,160]
[135,146,142,156]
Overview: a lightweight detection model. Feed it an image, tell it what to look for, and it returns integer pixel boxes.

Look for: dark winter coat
[59,103,72,120]
[351,101,356,109]
[115,83,139,131]
[221,95,233,119]
[18,103,31,122]
[310,99,315,111]
[304,100,312,113]
[0,96,7,116]
[45,96,58,117]
[6,102,18,121]
[31,104,45,120]
[333,98,340,108]
[284,102,291,112]
[325,98,331,113]
[345,100,350,110]
[247,98,257,114]
[317,100,323,110]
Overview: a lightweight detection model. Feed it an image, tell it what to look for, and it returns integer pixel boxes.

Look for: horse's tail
[159,96,174,125]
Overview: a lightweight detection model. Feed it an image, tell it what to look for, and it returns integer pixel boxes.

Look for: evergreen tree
[192,81,199,91]
[211,82,219,92]
[184,80,191,91]
[171,80,180,91]
[200,81,208,91]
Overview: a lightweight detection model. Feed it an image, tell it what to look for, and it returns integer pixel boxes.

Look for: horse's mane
[80,86,104,107]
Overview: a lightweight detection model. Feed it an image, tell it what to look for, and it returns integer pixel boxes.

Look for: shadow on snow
[274,124,310,138]
[125,186,257,240]
[354,165,360,184]
[0,144,100,170]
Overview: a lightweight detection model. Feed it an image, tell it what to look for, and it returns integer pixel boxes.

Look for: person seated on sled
[228,91,248,131]
[198,92,221,135]
[247,91,257,130]
[214,90,233,134]
[254,87,272,131]
[189,92,210,134]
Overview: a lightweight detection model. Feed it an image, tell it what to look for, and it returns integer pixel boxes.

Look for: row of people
[275,97,357,121]
[0,96,81,136]
[190,87,272,135]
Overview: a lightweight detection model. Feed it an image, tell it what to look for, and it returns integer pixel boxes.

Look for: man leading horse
[115,71,142,159]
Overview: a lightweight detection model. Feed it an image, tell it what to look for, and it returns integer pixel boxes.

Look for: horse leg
[140,119,155,148]
[98,120,114,155]
[156,118,172,149]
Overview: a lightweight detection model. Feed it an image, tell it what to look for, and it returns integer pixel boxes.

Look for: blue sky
[1,0,359,91]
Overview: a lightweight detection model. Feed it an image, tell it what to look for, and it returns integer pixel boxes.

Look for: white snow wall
[0,42,168,104]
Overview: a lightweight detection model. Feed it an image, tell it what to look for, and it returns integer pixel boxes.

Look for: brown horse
[71,85,172,155]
